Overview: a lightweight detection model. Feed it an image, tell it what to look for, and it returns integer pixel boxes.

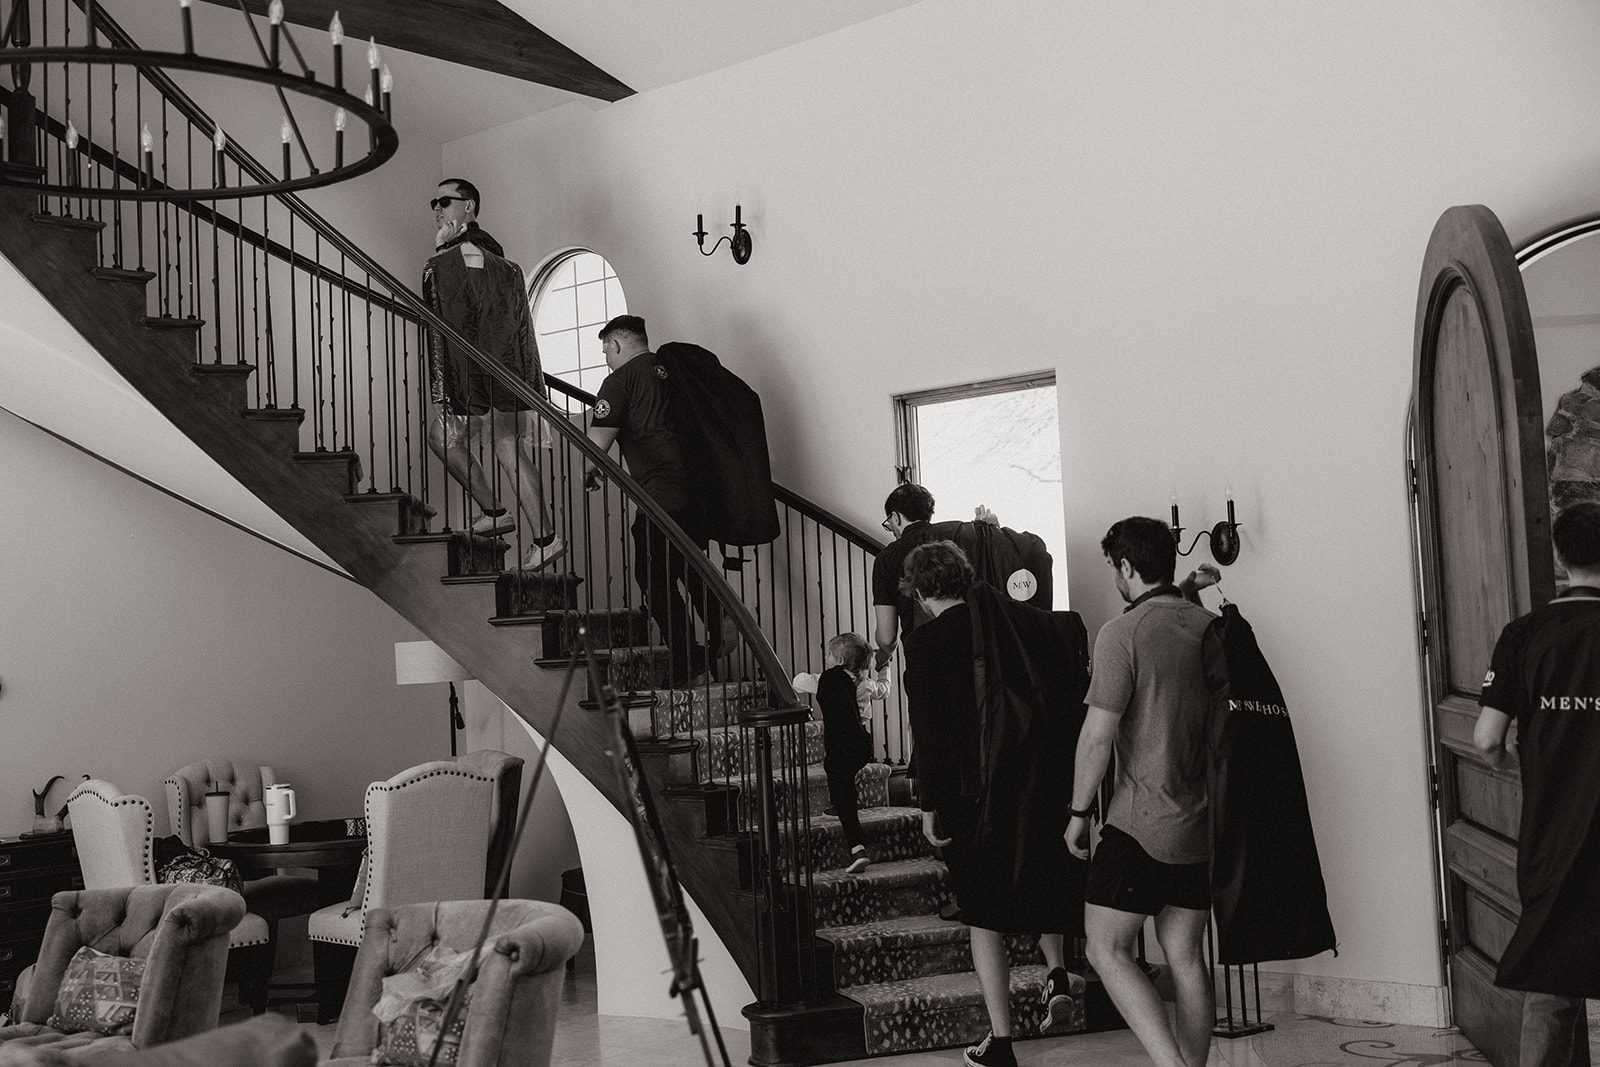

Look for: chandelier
[0,0,398,201]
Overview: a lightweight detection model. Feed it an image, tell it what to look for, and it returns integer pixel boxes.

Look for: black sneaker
[844,846,870,874]
[1041,966,1075,1032]
[963,1032,1016,1067]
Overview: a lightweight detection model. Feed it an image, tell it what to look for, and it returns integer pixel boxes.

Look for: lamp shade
[394,641,472,685]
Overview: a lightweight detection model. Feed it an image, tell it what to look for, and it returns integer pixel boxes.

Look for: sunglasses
[430,195,466,211]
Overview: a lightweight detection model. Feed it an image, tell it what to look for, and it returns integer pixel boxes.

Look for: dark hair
[899,540,973,601]
[828,633,872,677]
[599,314,648,347]
[1555,501,1600,570]
[440,178,481,216]
[884,483,935,523]
[1100,516,1177,585]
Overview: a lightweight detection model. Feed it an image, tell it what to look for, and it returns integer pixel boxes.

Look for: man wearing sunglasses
[423,178,563,570]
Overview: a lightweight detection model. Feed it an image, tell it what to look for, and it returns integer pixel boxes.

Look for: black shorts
[1085,823,1210,915]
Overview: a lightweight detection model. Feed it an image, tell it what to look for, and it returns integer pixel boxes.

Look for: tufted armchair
[306,762,493,1022]
[0,883,242,1057]
[64,782,271,1012]
[455,751,524,896]
[324,900,582,1067]
[161,760,279,848]
[160,759,318,1003]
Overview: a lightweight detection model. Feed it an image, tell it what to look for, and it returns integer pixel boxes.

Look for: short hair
[599,314,648,347]
[1100,516,1177,585]
[899,540,973,602]
[1554,502,1600,570]
[439,178,481,216]
[827,633,872,676]
[884,483,935,523]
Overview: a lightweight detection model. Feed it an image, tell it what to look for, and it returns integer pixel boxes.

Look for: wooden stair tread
[30,211,102,231]
[245,407,306,423]
[90,266,156,283]
[140,315,204,329]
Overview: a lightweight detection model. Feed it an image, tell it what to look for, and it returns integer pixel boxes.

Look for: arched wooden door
[1412,204,1553,1067]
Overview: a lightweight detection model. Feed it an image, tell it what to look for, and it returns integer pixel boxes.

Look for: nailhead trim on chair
[75,781,157,884]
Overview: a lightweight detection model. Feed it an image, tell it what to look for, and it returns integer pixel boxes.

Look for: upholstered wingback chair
[324,900,583,1067]
[456,751,524,895]
[0,883,242,1056]
[306,761,493,1021]
[65,782,271,1009]
[162,759,279,847]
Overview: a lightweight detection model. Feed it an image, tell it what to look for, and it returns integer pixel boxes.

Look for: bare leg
[1153,905,1214,1067]
[488,410,552,538]
[1086,903,1187,1067]
[425,410,499,513]
[1038,933,1066,971]
[969,926,1013,1037]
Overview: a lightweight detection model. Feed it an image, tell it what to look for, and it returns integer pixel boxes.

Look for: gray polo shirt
[1086,594,1214,865]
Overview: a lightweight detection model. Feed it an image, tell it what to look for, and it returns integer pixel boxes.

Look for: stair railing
[0,0,857,1007]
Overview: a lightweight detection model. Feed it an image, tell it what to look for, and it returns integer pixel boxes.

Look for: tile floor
[234,942,1497,1066]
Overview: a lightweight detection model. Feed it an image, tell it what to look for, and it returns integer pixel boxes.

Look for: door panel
[1413,204,1553,1067]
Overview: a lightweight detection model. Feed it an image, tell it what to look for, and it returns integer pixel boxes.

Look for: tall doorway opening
[895,372,1067,601]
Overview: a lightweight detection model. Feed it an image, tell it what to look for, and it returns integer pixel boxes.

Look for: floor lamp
[395,640,473,756]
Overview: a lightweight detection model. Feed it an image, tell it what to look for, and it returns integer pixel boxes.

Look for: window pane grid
[531,251,625,391]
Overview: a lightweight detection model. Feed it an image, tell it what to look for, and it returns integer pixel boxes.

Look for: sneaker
[471,511,515,538]
[521,536,567,571]
[845,847,870,874]
[963,1032,1016,1067]
[1041,966,1074,1032]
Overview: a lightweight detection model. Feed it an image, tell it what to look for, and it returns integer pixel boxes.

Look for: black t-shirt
[590,352,689,513]
[1480,596,1600,993]
[871,520,942,637]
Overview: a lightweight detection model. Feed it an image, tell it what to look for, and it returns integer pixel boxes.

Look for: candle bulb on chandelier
[179,0,194,54]
[380,64,393,120]
[367,38,380,105]
[280,116,291,178]
[213,127,226,188]
[140,123,152,189]
[329,12,343,90]
[334,107,345,168]
[268,0,283,67]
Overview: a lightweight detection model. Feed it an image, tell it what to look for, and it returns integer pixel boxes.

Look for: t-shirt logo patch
[655,365,668,379]
[594,399,611,419]
[1483,668,1495,687]
[1006,569,1037,601]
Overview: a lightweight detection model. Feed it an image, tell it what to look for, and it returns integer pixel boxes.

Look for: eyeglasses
[429,195,465,211]
[881,517,896,535]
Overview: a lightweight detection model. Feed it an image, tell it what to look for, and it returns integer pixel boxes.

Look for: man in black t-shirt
[585,315,721,686]
[1477,501,1600,1067]
[871,483,997,670]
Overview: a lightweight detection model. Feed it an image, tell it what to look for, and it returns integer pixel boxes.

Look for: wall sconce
[1169,488,1242,566]
[694,205,753,264]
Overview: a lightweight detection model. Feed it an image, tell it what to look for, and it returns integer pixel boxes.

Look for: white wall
[438,0,1600,1014]
[0,407,447,836]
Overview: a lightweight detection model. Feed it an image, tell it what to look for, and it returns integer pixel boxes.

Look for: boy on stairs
[796,633,879,873]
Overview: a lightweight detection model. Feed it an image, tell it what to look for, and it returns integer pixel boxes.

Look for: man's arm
[583,425,620,489]
[873,605,899,669]
[1473,706,1518,770]
[1065,706,1119,859]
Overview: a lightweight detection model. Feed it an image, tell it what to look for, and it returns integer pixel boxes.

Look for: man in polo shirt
[584,314,721,686]
[1476,501,1600,1067]
[1066,516,1217,1067]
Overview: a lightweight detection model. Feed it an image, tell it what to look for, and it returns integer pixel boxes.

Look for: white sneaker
[521,536,567,571]
[471,511,515,538]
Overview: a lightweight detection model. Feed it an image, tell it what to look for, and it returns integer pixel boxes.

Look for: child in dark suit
[812,633,877,873]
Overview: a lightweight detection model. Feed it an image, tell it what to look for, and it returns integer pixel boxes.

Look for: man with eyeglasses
[871,482,997,671]
[422,178,563,570]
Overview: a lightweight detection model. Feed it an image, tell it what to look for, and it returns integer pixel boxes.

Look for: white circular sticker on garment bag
[1006,569,1037,601]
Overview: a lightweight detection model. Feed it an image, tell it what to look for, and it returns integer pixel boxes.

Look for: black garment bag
[1202,602,1336,964]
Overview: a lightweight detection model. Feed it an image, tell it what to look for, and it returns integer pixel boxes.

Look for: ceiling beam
[203,0,633,101]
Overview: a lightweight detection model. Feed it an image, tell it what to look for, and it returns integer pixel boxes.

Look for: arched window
[528,249,626,395]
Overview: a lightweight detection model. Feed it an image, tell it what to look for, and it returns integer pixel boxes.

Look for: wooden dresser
[0,834,82,1012]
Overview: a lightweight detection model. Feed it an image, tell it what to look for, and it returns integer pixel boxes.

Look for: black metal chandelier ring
[0,46,396,201]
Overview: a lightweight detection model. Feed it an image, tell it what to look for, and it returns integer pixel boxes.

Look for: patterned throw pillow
[374,993,470,1066]
[46,946,145,1036]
